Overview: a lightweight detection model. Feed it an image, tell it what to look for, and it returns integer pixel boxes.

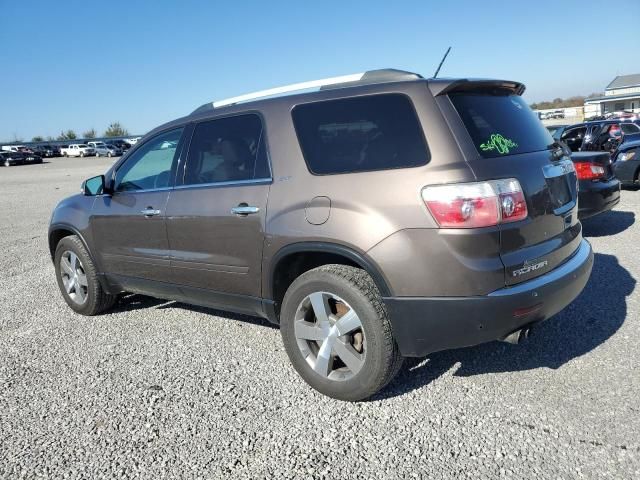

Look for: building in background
[584,74,640,118]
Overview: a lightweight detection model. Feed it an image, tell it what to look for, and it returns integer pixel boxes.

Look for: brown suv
[49,69,594,401]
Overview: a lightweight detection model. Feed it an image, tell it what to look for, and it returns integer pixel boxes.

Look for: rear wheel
[54,235,116,315]
[280,265,403,401]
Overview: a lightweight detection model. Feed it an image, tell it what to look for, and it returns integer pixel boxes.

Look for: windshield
[450,91,554,158]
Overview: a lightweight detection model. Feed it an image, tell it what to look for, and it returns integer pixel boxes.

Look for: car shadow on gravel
[111,293,277,329]
[582,210,635,237]
[376,252,635,401]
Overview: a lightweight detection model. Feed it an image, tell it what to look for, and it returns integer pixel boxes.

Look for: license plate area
[543,160,577,214]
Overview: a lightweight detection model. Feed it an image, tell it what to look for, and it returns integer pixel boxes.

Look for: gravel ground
[0,157,638,479]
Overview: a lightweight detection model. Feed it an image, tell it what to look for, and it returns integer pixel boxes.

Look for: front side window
[114,128,183,192]
[292,94,429,175]
[450,91,554,158]
[183,114,269,186]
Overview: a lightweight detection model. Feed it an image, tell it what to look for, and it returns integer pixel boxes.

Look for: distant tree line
[530,93,602,111]
[14,122,131,143]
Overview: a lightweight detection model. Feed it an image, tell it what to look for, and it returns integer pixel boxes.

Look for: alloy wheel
[59,250,88,305]
[294,292,366,381]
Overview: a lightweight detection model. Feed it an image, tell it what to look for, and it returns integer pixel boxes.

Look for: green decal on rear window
[479,134,518,155]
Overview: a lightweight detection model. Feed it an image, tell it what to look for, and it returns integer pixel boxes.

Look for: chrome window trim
[112,186,173,195]
[174,177,272,190]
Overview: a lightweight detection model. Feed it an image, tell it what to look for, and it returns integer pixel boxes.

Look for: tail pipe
[501,325,533,345]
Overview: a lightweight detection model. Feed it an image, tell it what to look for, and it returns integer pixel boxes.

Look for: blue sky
[1,0,639,141]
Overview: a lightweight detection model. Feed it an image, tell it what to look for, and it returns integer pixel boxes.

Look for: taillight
[574,161,605,180]
[422,178,528,228]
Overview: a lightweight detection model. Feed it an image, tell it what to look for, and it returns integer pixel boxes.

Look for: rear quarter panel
[259,82,485,298]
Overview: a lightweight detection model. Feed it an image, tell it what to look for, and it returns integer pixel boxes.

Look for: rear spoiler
[428,79,526,97]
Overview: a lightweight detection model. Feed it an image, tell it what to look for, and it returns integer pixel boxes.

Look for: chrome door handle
[231,205,260,216]
[141,208,161,217]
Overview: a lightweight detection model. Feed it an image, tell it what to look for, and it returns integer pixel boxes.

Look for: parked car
[49,69,593,401]
[612,138,640,188]
[94,144,122,157]
[60,144,96,157]
[569,151,620,219]
[0,151,25,166]
[30,145,59,158]
[558,120,637,153]
[2,145,23,152]
[47,145,62,157]
[105,140,131,152]
[24,153,43,165]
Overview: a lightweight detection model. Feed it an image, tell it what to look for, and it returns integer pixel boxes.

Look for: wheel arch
[49,223,114,293]
[48,223,94,262]
[266,242,392,321]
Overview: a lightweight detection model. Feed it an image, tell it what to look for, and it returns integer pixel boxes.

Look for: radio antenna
[433,47,451,78]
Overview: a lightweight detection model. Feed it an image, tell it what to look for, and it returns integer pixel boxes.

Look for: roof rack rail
[191,69,422,114]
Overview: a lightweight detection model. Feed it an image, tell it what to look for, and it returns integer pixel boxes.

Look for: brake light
[422,179,528,228]
[574,162,605,180]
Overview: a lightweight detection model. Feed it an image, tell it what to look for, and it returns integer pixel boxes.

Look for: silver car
[94,145,122,157]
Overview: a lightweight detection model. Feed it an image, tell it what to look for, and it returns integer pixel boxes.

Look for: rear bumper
[383,239,593,357]
[577,178,621,219]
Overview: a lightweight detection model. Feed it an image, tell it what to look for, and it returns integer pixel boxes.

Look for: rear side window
[183,114,270,186]
[450,92,554,158]
[292,94,429,175]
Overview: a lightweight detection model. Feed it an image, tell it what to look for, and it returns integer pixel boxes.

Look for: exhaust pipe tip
[501,326,533,345]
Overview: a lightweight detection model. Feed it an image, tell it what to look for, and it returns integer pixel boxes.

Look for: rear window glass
[450,92,554,158]
[292,94,429,175]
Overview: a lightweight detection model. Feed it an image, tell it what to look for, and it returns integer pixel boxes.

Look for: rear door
[447,88,581,286]
[165,113,271,304]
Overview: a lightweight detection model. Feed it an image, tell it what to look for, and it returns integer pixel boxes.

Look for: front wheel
[54,235,116,315]
[280,265,403,401]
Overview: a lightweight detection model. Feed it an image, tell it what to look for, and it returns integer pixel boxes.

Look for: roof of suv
[142,69,526,140]
[190,68,526,116]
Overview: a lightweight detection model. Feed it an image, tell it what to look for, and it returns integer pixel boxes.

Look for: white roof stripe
[212,72,365,108]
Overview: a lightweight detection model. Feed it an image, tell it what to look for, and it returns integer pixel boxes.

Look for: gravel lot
[0,157,638,479]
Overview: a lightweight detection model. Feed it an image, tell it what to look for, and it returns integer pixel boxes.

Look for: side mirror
[82,175,106,196]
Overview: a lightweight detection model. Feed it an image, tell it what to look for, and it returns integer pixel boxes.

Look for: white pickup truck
[60,144,96,157]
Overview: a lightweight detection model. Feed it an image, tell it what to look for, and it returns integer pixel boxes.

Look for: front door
[91,127,185,288]
[165,114,271,302]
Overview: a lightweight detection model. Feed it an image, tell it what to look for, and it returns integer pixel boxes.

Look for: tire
[54,235,116,315]
[80,152,84,157]
[280,264,403,401]
[4,159,9,167]
[107,152,112,158]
